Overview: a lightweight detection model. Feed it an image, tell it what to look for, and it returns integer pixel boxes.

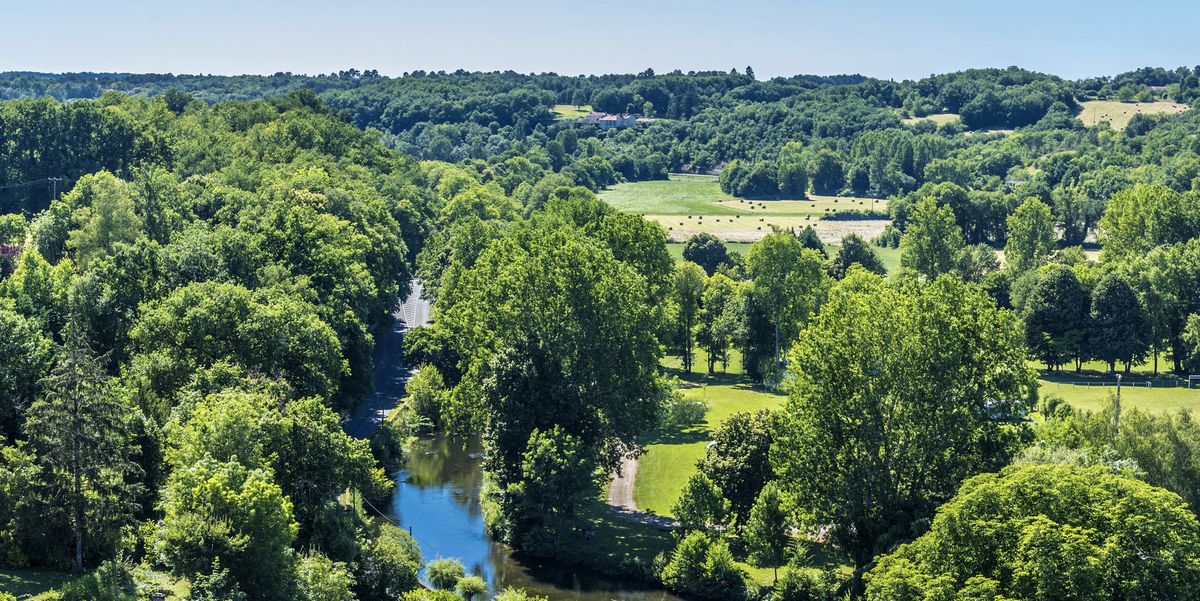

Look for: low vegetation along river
[387,435,685,600]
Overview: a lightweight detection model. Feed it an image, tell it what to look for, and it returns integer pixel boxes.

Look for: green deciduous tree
[0,307,53,439]
[354,524,422,600]
[777,142,809,197]
[698,409,774,526]
[1099,184,1200,262]
[155,459,298,601]
[434,223,663,548]
[672,472,729,532]
[808,149,845,196]
[426,558,465,590]
[63,172,145,269]
[1090,272,1148,373]
[673,262,707,373]
[457,576,487,601]
[774,271,1034,586]
[1024,265,1090,371]
[830,233,886,280]
[697,274,739,372]
[682,233,728,276]
[745,482,789,582]
[1128,239,1200,373]
[747,233,828,364]
[129,281,345,408]
[899,197,965,280]
[296,552,356,601]
[1004,197,1056,273]
[660,531,748,601]
[865,464,1200,601]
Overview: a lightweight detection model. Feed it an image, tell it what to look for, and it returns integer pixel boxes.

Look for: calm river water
[387,435,685,601]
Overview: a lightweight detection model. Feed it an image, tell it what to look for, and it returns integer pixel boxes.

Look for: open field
[551,104,593,120]
[1039,370,1200,414]
[636,350,786,517]
[601,175,889,243]
[1077,100,1190,130]
[903,112,960,125]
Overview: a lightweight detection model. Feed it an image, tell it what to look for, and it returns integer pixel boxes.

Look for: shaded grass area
[0,567,188,600]
[0,568,72,599]
[636,350,786,517]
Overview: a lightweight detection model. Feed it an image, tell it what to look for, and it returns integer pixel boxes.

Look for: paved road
[344,281,431,439]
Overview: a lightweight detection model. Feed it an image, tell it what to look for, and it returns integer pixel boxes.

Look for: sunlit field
[1077,100,1190,129]
[601,174,889,242]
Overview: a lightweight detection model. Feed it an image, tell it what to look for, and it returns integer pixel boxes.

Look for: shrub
[658,385,707,428]
[296,552,356,601]
[426,558,465,590]
[187,561,247,601]
[456,575,487,601]
[58,561,136,601]
[355,524,422,600]
[661,531,749,600]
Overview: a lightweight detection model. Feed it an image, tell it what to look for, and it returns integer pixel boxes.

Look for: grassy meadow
[636,350,786,517]
[1077,100,1190,129]
[551,104,593,120]
[1038,366,1200,414]
[601,174,889,243]
[902,112,961,126]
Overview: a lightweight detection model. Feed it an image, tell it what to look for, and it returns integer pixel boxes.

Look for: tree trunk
[774,317,781,365]
[72,390,83,573]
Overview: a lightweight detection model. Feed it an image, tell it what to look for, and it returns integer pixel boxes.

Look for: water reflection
[389,435,684,601]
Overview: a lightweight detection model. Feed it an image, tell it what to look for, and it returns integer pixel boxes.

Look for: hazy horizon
[2,0,1198,82]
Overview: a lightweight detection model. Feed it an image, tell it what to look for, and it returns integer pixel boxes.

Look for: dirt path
[344,281,431,439]
[607,455,678,530]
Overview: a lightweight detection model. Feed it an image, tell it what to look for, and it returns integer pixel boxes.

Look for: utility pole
[1113,373,1122,439]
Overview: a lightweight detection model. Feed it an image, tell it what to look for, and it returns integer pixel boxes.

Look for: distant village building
[576,112,649,130]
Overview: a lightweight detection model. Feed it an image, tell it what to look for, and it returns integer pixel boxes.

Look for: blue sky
[1,0,1197,79]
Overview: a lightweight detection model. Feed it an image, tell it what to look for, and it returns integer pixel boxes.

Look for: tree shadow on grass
[640,425,709,447]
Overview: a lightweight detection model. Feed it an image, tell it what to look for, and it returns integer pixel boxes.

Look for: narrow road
[607,455,679,530]
[344,281,431,439]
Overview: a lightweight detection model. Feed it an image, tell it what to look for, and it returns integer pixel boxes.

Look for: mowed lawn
[1039,367,1200,414]
[551,104,593,120]
[601,174,889,243]
[1077,100,1190,130]
[635,350,786,517]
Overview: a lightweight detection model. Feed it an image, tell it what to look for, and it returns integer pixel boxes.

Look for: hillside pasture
[1077,100,1190,130]
[601,175,889,243]
[903,112,960,126]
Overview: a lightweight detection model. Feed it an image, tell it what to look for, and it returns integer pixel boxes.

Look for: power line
[0,176,64,193]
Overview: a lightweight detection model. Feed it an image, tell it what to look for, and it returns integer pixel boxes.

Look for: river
[388,435,686,601]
